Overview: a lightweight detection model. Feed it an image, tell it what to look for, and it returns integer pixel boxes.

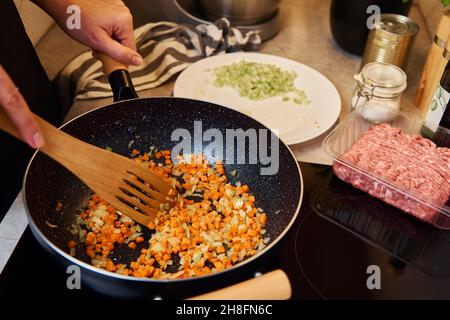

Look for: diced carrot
[216,245,225,254]
[87,249,96,258]
[259,213,267,224]
[181,237,190,250]
[56,201,63,211]
[247,229,257,237]
[182,182,192,190]
[68,240,76,249]
[106,205,116,214]
[76,150,266,280]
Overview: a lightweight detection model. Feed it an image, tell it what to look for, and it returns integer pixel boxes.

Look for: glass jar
[352,62,407,123]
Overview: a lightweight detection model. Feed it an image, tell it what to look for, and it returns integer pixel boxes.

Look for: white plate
[174,52,341,145]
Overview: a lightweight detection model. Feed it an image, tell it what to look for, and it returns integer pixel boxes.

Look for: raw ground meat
[333,124,450,228]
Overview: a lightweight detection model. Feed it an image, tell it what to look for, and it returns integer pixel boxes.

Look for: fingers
[0,66,44,149]
[93,28,142,66]
[113,14,137,52]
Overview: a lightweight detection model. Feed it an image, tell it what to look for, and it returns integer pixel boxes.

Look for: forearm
[32,0,75,9]
[32,0,70,23]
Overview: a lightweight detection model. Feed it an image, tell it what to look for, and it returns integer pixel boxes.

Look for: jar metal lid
[375,14,419,39]
[354,62,407,97]
[361,62,407,88]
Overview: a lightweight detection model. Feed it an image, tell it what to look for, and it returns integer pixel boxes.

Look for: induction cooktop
[1,163,449,300]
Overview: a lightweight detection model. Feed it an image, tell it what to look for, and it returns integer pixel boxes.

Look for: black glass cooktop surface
[1,163,449,300]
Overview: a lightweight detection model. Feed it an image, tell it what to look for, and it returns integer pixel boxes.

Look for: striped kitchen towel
[60,18,261,102]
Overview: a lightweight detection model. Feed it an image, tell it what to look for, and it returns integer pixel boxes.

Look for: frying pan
[22,57,303,299]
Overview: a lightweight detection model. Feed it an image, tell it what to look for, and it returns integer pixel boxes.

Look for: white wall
[14,0,54,46]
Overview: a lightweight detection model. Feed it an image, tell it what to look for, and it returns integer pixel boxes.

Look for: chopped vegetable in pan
[71,150,268,279]
[212,60,311,104]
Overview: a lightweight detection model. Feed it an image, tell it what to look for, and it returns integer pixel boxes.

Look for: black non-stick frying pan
[22,57,303,299]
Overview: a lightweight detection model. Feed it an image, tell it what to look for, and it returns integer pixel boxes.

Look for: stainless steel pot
[198,0,281,25]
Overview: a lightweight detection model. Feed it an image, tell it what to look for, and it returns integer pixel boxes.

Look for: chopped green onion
[212,60,310,105]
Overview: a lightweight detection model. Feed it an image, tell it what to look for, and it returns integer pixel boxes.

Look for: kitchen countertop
[63,0,431,165]
[0,0,433,273]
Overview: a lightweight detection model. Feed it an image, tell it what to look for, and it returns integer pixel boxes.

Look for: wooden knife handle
[436,9,450,43]
[188,270,292,300]
[415,10,450,114]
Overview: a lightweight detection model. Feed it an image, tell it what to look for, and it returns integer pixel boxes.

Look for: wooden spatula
[0,109,172,227]
[188,269,292,300]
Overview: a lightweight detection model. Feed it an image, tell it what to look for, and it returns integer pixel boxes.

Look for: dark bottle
[422,58,450,147]
[429,101,450,148]
[330,0,413,56]
[440,61,450,130]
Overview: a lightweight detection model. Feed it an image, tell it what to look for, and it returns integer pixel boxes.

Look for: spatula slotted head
[77,149,173,227]
[0,108,172,228]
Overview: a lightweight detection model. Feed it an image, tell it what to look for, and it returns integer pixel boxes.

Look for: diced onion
[233,198,244,210]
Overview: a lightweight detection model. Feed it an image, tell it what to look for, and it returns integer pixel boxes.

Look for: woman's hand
[1,0,140,148]
[36,0,142,66]
[0,66,44,148]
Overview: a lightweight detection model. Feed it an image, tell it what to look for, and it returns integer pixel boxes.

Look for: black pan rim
[22,96,304,284]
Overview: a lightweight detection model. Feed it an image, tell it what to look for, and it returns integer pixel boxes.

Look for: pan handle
[98,53,138,102]
[187,269,292,300]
